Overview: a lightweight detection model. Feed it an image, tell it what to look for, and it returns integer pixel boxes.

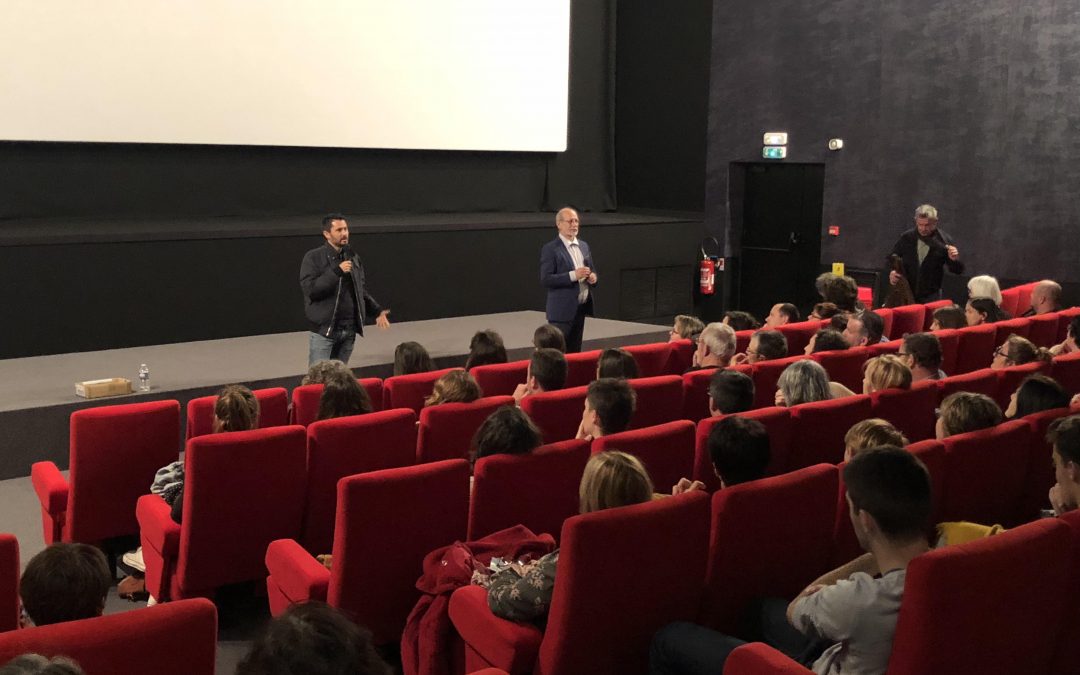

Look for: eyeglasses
[993,348,1005,358]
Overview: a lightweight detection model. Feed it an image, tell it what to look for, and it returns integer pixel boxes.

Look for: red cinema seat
[1020,407,1072,521]
[468,439,591,541]
[382,368,461,415]
[788,395,873,470]
[700,465,838,633]
[667,339,696,374]
[866,339,902,358]
[694,408,793,491]
[776,321,820,357]
[0,598,217,675]
[994,361,1051,410]
[940,420,1033,526]
[1028,312,1061,348]
[1057,307,1080,342]
[936,368,999,402]
[954,324,998,374]
[471,361,529,398]
[450,492,710,675]
[734,330,754,357]
[300,409,417,554]
[873,308,894,340]
[592,421,695,494]
[751,355,806,409]
[812,347,869,392]
[628,375,684,429]
[935,328,960,376]
[564,350,601,388]
[1013,282,1040,316]
[871,380,939,442]
[138,426,307,602]
[266,460,470,646]
[905,439,947,528]
[993,317,1031,347]
[623,342,673,377]
[520,385,589,444]
[0,534,17,633]
[857,285,873,306]
[922,299,954,330]
[290,379,383,426]
[31,400,180,546]
[723,643,813,674]
[417,396,515,464]
[186,387,288,439]
[1052,350,1080,395]
[889,304,926,339]
[999,286,1023,317]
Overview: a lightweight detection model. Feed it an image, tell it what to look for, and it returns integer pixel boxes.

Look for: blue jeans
[308,327,357,366]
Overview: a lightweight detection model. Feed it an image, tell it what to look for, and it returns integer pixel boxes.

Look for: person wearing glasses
[732,329,787,365]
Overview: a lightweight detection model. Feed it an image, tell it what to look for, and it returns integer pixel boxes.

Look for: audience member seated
[689,323,737,371]
[817,273,861,312]
[723,311,760,331]
[649,447,931,674]
[936,392,1003,440]
[471,406,543,464]
[843,419,908,462]
[19,544,110,628]
[967,274,1003,306]
[965,297,1009,326]
[900,332,946,382]
[0,655,85,675]
[776,360,852,406]
[301,359,352,386]
[424,370,482,407]
[236,601,389,675]
[1050,316,1080,356]
[317,370,373,421]
[842,310,885,348]
[733,330,787,365]
[764,303,800,329]
[486,451,653,623]
[990,334,1052,370]
[670,314,706,342]
[1024,279,1063,316]
[672,416,771,495]
[464,330,508,370]
[708,370,755,417]
[809,302,841,320]
[929,304,966,331]
[804,328,848,355]
[596,348,639,379]
[512,348,567,405]
[575,378,635,441]
[393,341,435,376]
[862,355,912,395]
[533,323,568,352]
[1004,374,1071,419]
[1048,415,1080,516]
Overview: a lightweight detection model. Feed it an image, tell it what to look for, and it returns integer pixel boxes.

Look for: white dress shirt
[559,234,592,304]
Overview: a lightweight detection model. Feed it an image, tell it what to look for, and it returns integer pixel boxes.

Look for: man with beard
[887,204,964,302]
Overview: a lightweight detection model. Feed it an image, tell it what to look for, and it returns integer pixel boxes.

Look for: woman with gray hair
[967,274,1002,307]
[775,359,854,406]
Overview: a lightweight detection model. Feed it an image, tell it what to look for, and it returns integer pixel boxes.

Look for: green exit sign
[762,146,787,159]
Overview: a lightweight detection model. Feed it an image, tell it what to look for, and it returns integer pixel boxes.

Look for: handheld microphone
[341,244,353,261]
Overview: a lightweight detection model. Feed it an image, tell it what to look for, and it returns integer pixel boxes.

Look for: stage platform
[0,310,668,479]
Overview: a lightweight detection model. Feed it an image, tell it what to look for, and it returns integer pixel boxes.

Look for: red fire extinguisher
[699,237,720,295]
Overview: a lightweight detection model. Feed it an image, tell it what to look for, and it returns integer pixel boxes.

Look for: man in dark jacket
[300,214,390,365]
[887,204,964,302]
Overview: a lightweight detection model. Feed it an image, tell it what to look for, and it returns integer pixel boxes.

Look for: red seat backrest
[922,299,953,330]
[940,419,1033,526]
[906,439,947,529]
[953,324,998,374]
[865,339,902,358]
[999,287,1023,318]
[186,387,288,439]
[681,367,719,422]
[734,330,754,356]
[520,385,589,444]
[177,427,307,596]
[700,465,838,633]
[811,347,869,392]
[0,598,218,675]
[890,304,926,339]
[470,361,529,398]
[873,308,894,340]
[936,368,999,402]
[623,342,674,377]
[417,396,515,464]
[1057,307,1080,343]
[1019,407,1072,521]
[627,375,685,429]
[694,408,792,491]
[564,350,601,388]
[330,460,470,645]
[751,355,807,409]
[776,321,820,357]
[788,395,874,470]
[993,317,1031,347]
[468,439,591,541]
[994,361,1051,410]
[870,380,939,442]
[382,368,461,415]
[935,328,960,375]
[0,534,17,633]
[667,339,696,375]
[300,409,417,554]
[68,400,180,544]
[1051,350,1080,395]
[1028,312,1061,348]
[592,420,696,494]
[1014,282,1040,317]
[538,492,710,674]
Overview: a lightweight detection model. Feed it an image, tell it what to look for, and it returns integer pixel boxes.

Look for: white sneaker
[122,547,145,573]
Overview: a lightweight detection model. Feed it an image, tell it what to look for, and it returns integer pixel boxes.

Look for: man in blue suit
[540,207,598,353]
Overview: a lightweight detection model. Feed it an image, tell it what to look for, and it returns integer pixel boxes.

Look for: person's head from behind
[596,348,639,380]
[936,392,1002,439]
[913,203,938,236]
[0,655,85,675]
[1048,415,1080,507]
[213,384,259,433]
[967,275,1002,306]
[302,359,351,386]
[581,378,635,438]
[777,360,831,406]
[695,322,736,368]
[810,302,840,320]
[900,332,942,379]
[578,451,653,514]
[708,369,755,416]
[236,601,388,675]
[472,406,542,463]
[844,447,932,551]
[707,416,771,488]
[748,330,787,364]
[722,311,760,331]
[765,303,799,329]
[844,419,908,462]
[1030,280,1062,314]
[671,314,705,342]
[1006,374,1070,419]
[806,328,848,355]
[424,370,482,407]
[465,330,508,370]
[819,274,858,312]
[992,334,1051,370]
[828,312,850,332]
[393,341,434,376]
[533,324,567,352]
[930,305,966,331]
[862,354,912,394]
[965,297,1001,326]
[528,348,567,393]
[19,544,110,627]
[317,371,373,420]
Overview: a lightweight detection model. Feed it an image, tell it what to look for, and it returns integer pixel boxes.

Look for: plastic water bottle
[138,364,150,392]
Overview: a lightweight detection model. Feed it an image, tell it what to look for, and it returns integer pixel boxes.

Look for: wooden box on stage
[75,377,133,399]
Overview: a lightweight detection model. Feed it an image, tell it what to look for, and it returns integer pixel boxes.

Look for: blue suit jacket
[540,237,596,323]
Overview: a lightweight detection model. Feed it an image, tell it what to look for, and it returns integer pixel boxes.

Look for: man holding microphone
[540,207,598,353]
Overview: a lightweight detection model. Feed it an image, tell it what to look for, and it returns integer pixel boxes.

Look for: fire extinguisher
[699,237,720,295]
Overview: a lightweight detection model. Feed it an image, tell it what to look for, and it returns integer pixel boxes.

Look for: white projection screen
[0,1,570,151]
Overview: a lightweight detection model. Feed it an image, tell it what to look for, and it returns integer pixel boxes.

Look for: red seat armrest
[136,494,181,558]
[448,585,543,674]
[265,539,330,604]
[723,643,814,674]
[30,462,69,515]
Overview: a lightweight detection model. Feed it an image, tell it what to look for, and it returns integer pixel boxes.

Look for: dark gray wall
[707,1,1080,283]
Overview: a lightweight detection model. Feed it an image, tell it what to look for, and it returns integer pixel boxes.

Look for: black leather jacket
[299,243,383,337]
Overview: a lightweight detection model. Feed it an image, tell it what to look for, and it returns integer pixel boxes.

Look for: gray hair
[915,204,938,220]
[967,275,1002,306]
[0,655,85,675]
[301,359,352,386]
[777,360,831,406]
[699,322,737,361]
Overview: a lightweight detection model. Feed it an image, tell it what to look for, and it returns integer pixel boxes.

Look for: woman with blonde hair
[670,314,705,342]
[862,355,913,394]
[424,370,482,406]
[936,392,1002,439]
[843,418,909,461]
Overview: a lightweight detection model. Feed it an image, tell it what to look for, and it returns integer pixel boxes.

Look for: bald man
[540,207,598,352]
[1024,280,1062,317]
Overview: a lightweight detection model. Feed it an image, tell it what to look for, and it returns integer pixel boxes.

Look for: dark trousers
[551,303,588,353]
